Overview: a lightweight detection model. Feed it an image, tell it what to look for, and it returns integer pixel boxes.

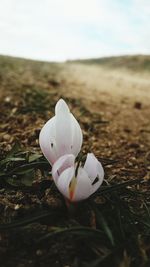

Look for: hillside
[0,55,150,267]
[69,54,150,72]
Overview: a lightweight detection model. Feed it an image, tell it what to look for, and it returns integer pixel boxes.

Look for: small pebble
[36,249,43,256]
[3,134,11,141]
[134,102,142,109]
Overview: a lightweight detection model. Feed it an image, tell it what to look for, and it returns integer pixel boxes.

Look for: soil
[0,56,150,267]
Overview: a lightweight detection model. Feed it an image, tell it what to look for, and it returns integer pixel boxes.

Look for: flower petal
[70,114,83,157]
[39,99,83,165]
[72,167,92,201]
[84,153,104,193]
[52,154,75,182]
[39,117,58,165]
[56,166,75,199]
[55,99,72,156]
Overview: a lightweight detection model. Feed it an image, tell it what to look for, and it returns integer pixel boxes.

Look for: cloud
[0,0,149,61]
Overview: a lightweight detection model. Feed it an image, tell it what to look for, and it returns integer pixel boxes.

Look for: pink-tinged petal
[84,153,98,180]
[70,114,83,157]
[39,117,58,165]
[52,154,75,182]
[84,153,104,182]
[84,153,104,194]
[56,167,75,199]
[55,99,72,156]
[72,168,92,202]
[39,99,83,165]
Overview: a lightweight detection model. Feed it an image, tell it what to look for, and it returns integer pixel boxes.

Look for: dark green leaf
[29,153,43,163]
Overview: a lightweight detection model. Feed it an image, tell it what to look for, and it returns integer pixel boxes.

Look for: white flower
[39,98,104,202]
[39,99,83,165]
[52,153,104,202]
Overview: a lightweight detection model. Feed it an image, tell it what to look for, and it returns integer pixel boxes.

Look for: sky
[0,0,150,61]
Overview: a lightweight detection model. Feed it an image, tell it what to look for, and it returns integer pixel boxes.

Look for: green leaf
[37,226,103,243]
[14,161,49,173]
[0,210,56,230]
[21,169,35,186]
[94,207,115,246]
[28,153,43,163]
[6,141,22,157]
[0,157,26,166]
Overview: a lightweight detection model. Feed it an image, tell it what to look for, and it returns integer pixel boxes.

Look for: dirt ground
[60,63,150,160]
[0,56,150,267]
